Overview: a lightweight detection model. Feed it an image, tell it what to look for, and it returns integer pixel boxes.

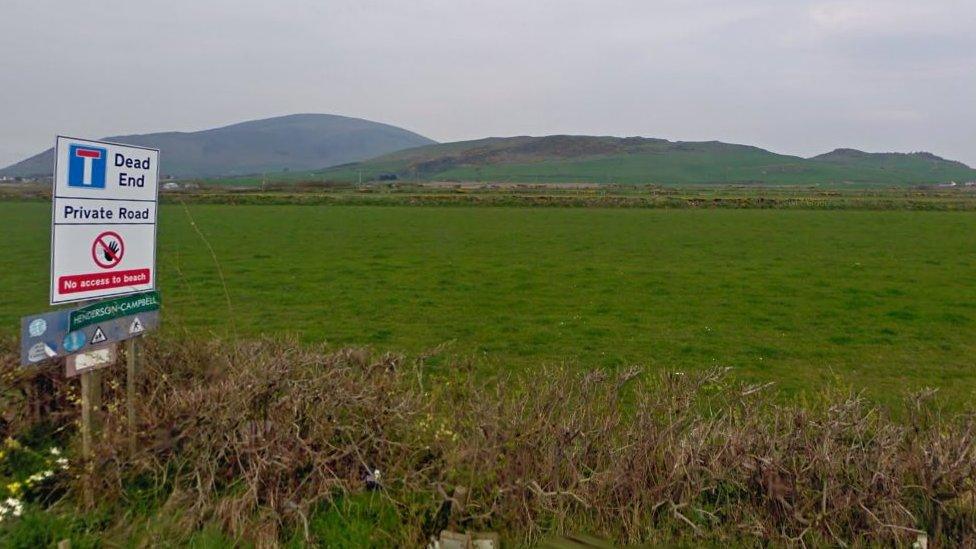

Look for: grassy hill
[0,114,435,178]
[307,135,976,187]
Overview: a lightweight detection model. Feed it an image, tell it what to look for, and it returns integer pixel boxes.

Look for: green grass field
[3,200,976,406]
[318,151,976,187]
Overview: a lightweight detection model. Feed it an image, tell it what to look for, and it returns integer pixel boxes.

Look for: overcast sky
[2,0,975,167]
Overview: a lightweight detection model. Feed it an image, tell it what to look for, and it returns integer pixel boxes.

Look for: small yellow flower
[6,482,22,496]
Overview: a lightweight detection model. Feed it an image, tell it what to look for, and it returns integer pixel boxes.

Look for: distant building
[162,182,180,191]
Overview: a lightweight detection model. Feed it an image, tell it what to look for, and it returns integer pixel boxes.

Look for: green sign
[69,291,161,331]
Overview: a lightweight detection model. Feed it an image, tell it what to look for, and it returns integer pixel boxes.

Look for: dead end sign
[51,136,159,305]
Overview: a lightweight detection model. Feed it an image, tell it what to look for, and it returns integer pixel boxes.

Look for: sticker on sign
[51,136,159,304]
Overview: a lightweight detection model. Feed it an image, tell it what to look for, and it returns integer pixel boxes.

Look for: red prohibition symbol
[91,231,125,269]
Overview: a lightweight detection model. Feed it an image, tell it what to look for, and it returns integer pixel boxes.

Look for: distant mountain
[0,114,436,178]
[313,136,976,186]
[813,148,974,171]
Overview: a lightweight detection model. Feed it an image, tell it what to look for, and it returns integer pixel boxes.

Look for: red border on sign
[91,231,124,269]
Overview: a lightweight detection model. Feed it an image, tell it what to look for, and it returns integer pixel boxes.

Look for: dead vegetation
[3,337,976,546]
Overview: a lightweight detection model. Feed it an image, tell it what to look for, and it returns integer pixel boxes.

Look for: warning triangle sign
[90,327,107,345]
[129,317,144,334]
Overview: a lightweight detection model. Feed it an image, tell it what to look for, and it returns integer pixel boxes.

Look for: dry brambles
[2,337,975,545]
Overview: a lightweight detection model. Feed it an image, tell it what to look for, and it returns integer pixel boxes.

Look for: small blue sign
[21,306,160,367]
[63,331,86,353]
[67,144,107,189]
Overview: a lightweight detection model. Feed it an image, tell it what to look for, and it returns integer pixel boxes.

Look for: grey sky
[2,0,975,167]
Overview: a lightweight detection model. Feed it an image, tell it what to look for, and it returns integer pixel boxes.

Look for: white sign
[50,136,159,304]
[65,343,118,378]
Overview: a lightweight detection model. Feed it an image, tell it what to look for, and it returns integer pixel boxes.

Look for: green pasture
[318,152,969,187]
[2,200,976,406]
